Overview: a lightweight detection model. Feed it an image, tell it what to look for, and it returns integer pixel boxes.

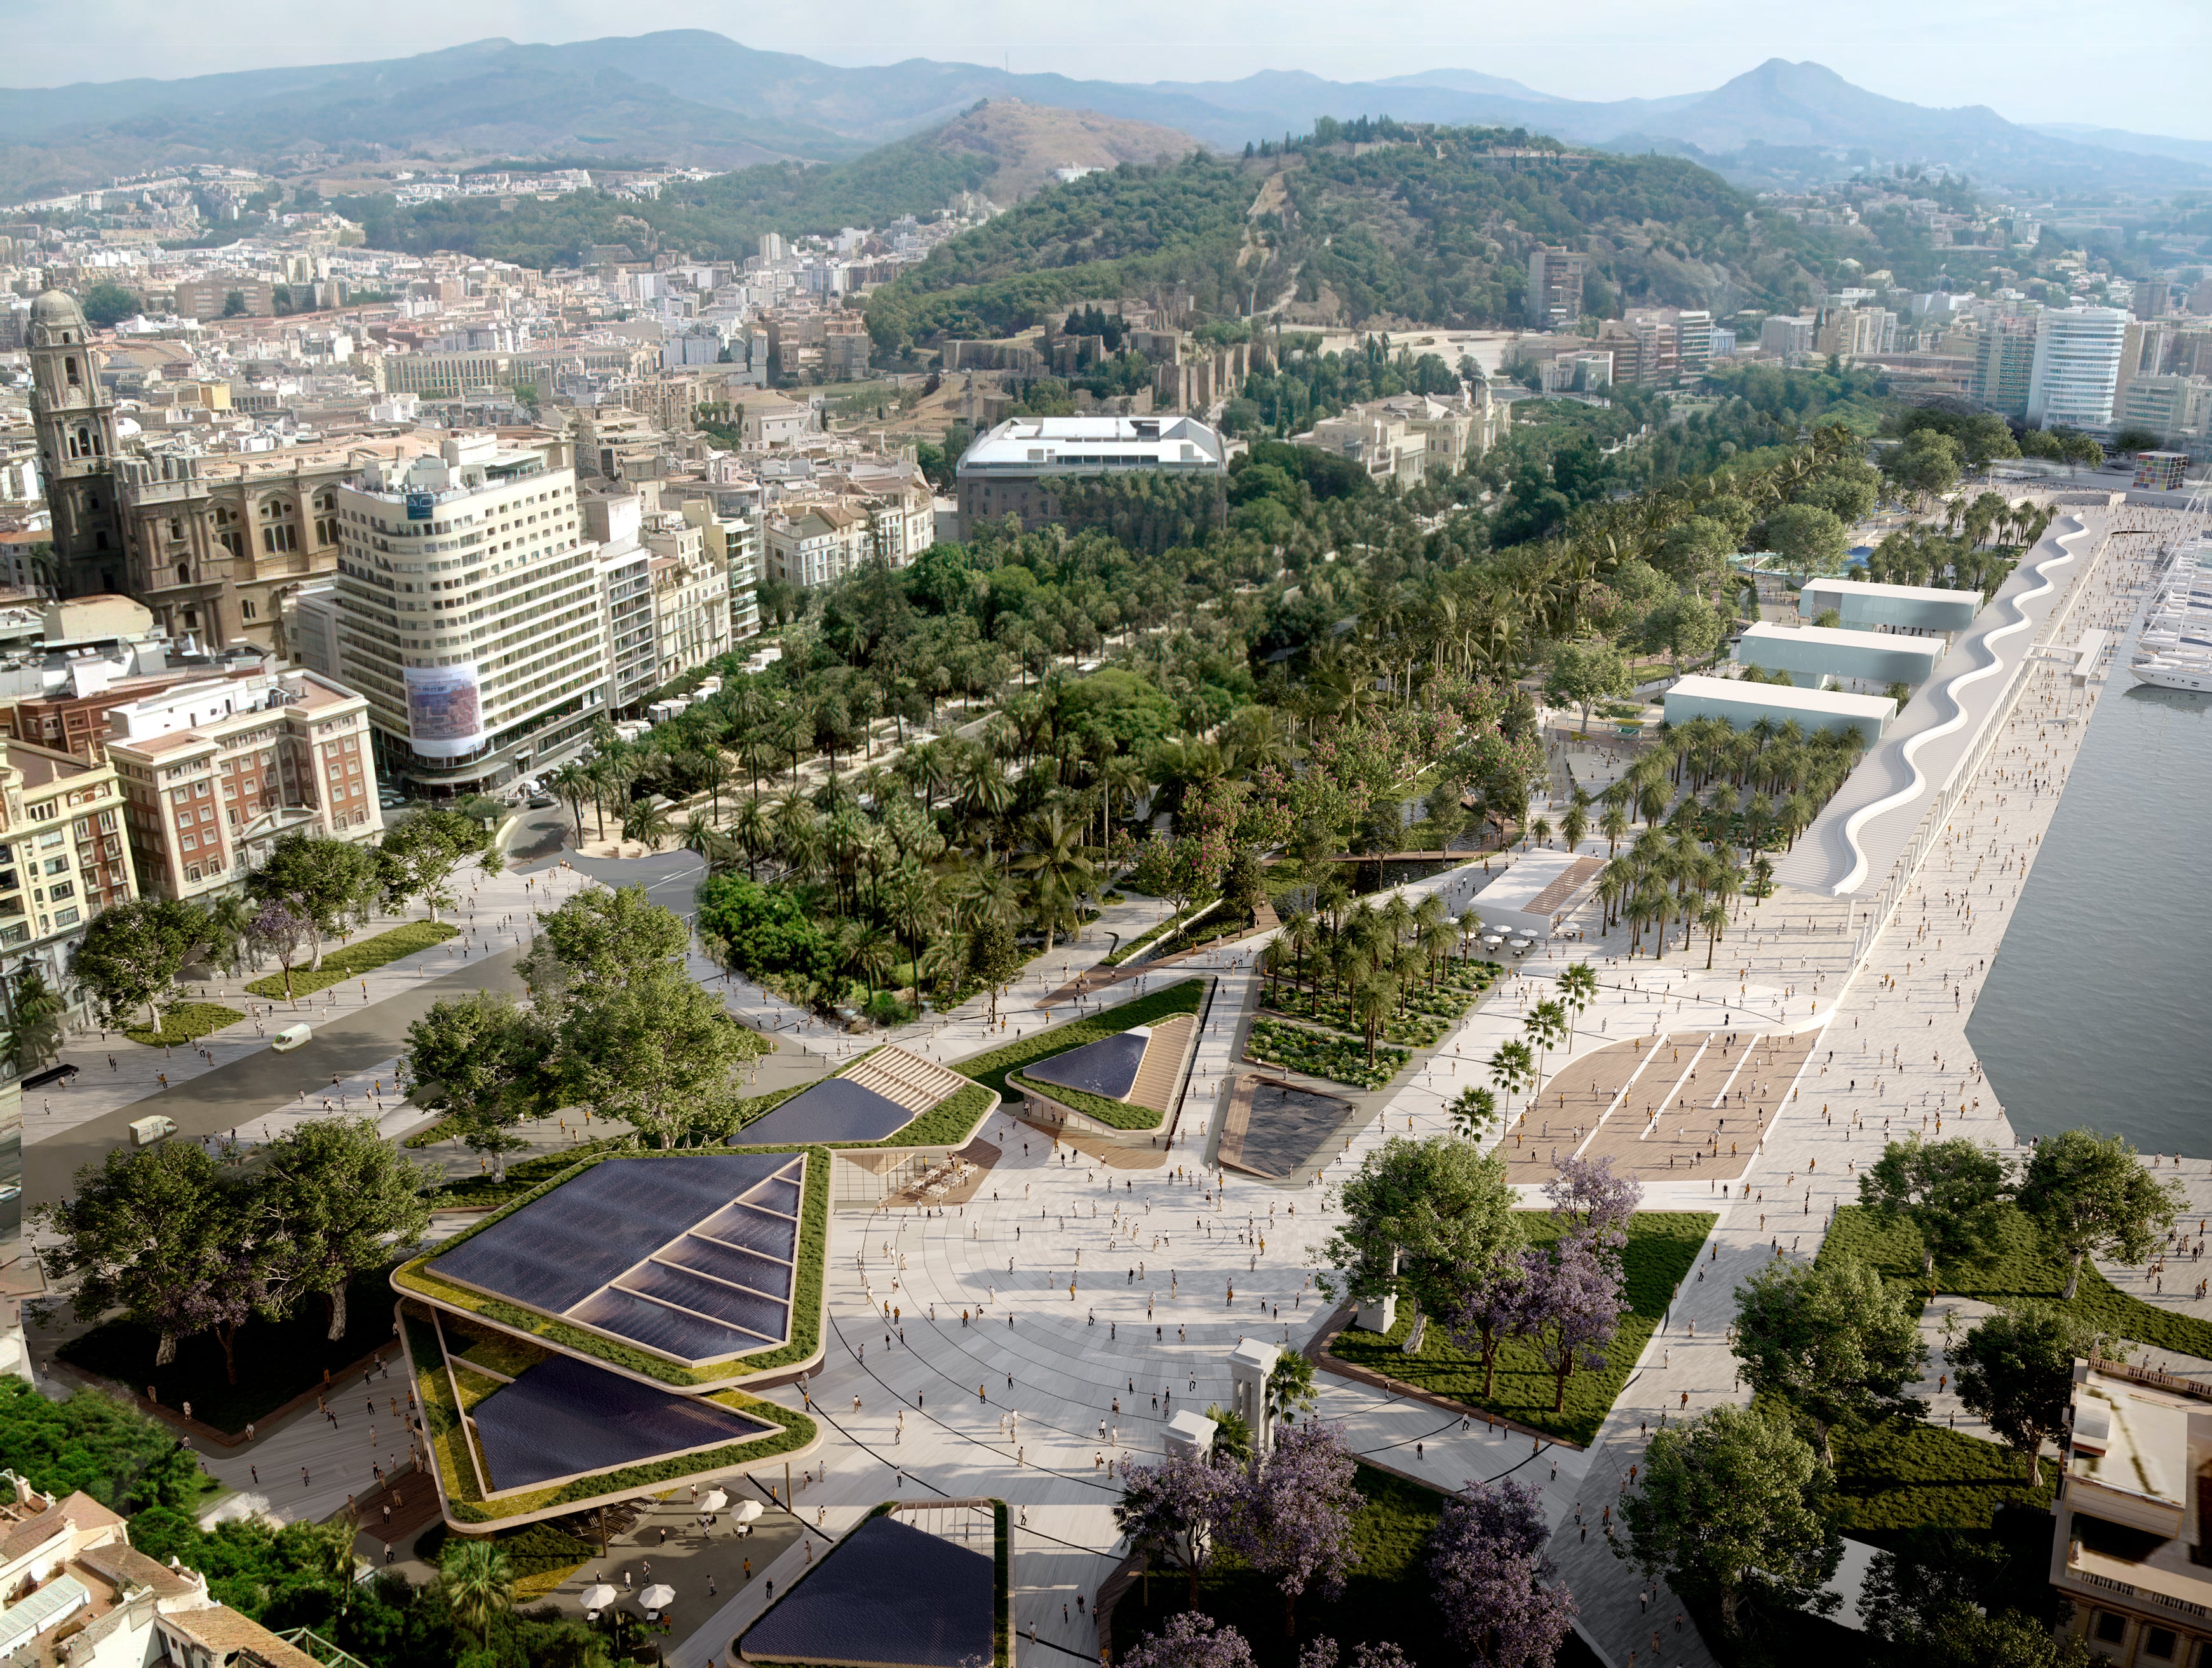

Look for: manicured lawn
[1822,1203,2212,1359]
[430,1139,623,1206]
[1011,1069,1162,1131]
[1245,1018,1407,1090]
[955,979,1204,1101]
[1828,1412,2057,1533]
[57,1265,401,1434]
[1328,1212,1716,1446]
[121,1003,243,1047]
[245,920,459,1001]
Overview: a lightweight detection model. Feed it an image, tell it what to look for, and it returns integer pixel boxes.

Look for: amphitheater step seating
[1125,1014,1196,1114]
[843,1045,969,1113]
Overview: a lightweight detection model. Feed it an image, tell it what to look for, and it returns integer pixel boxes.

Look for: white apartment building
[2028,306,2130,430]
[640,511,731,685]
[765,502,870,588]
[332,433,607,796]
[680,501,763,642]
[105,667,381,902]
[581,492,659,714]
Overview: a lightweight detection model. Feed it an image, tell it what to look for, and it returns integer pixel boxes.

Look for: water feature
[1970,602,2212,1151]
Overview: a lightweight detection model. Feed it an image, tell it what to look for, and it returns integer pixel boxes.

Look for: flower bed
[1261,993,1447,1049]
[1244,1019,1407,1090]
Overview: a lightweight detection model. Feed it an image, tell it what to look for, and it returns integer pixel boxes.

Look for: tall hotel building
[329,433,605,796]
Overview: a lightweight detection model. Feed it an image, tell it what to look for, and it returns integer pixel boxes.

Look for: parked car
[527,794,556,809]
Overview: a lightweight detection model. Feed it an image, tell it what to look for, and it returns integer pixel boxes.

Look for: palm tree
[1524,998,1568,1095]
[1352,976,1394,1064]
[696,748,734,818]
[733,796,772,879]
[1012,806,1094,953]
[440,1538,515,1647]
[919,929,969,1005]
[1450,1085,1499,1141]
[849,924,899,1006]
[1700,900,1731,970]
[1488,1039,1534,1123]
[1557,961,1598,1043]
[1560,801,1589,854]
[547,762,593,839]
[621,799,671,851]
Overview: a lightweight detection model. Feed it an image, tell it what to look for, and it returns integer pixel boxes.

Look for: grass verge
[121,1003,242,1047]
[1822,1202,2212,1359]
[245,921,459,1001]
[1327,1211,1715,1446]
[955,979,1203,1101]
[1009,1069,1162,1132]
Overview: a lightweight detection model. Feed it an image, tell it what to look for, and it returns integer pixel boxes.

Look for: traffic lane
[25,945,530,1205]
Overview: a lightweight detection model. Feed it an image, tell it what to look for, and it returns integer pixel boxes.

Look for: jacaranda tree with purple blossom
[1222,1422,1363,1637]
[1116,1450,1235,1607]
[1427,1477,1578,1668]
[1543,1152,1641,1251]
[1522,1232,1625,1414]
[1443,1251,1534,1400]
[1119,1612,1257,1668]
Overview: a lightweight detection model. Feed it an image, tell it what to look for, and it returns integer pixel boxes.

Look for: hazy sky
[6,0,2209,141]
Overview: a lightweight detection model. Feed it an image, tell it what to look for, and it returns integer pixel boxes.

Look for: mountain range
[0,34,2203,203]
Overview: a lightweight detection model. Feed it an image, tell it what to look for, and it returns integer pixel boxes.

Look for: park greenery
[404,885,770,1163]
[36,1117,431,1418]
[69,820,496,1038]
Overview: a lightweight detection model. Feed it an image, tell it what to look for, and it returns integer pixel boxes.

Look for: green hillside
[341,133,1001,268]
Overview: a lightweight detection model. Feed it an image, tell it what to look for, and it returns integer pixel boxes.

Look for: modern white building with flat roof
[1734,621,1946,689]
[955,414,1226,536]
[1468,849,1606,939]
[1664,674,1896,745]
[1798,577,1981,634]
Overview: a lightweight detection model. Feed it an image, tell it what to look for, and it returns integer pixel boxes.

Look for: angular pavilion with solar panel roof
[392,1045,996,1528]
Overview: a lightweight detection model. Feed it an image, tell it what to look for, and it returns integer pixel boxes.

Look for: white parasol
[640,1583,675,1611]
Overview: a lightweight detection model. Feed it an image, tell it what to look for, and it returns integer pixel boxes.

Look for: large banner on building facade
[403,663,486,759]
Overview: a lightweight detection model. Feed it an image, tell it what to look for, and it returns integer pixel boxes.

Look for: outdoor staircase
[1124,1014,1196,1113]
[842,1045,970,1113]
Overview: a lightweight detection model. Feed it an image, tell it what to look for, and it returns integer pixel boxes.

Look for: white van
[128,1114,176,1147]
[271,1022,312,1052]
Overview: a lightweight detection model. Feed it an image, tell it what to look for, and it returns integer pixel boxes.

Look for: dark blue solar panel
[695,1203,797,1258]
[750,1176,802,1217]
[1024,1030,1149,1099]
[471,1353,771,1494]
[741,1513,993,1668]
[430,1155,794,1314]
[618,1260,786,1341]
[738,1076,915,1146]
[658,1235,793,1301]
[570,1285,759,1362]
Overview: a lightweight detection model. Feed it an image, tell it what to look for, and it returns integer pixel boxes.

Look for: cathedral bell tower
[27,289,123,595]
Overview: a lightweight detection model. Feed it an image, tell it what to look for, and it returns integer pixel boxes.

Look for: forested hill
[337,99,1199,269]
[864,127,1839,353]
[337,135,1001,269]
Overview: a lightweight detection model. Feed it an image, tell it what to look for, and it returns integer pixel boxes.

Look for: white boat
[2131,496,2212,693]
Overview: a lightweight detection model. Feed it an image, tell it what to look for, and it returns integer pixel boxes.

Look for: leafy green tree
[36,1142,265,1378]
[81,283,139,328]
[1760,503,1850,579]
[1886,429,1962,502]
[247,832,379,969]
[1543,639,1631,733]
[70,898,205,1036]
[1318,1135,1518,1317]
[1730,1254,1925,1465]
[403,991,550,1178]
[0,1378,201,1512]
[1858,1136,2012,1274]
[1615,1403,1842,1637]
[2016,1128,2181,1300]
[1643,594,1725,673]
[968,916,1023,1026]
[253,1117,434,1340]
[1655,515,1739,596]
[377,811,495,921]
[1952,1304,2108,1481]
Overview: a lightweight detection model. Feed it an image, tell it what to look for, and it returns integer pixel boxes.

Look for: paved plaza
[12,496,2201,1668]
